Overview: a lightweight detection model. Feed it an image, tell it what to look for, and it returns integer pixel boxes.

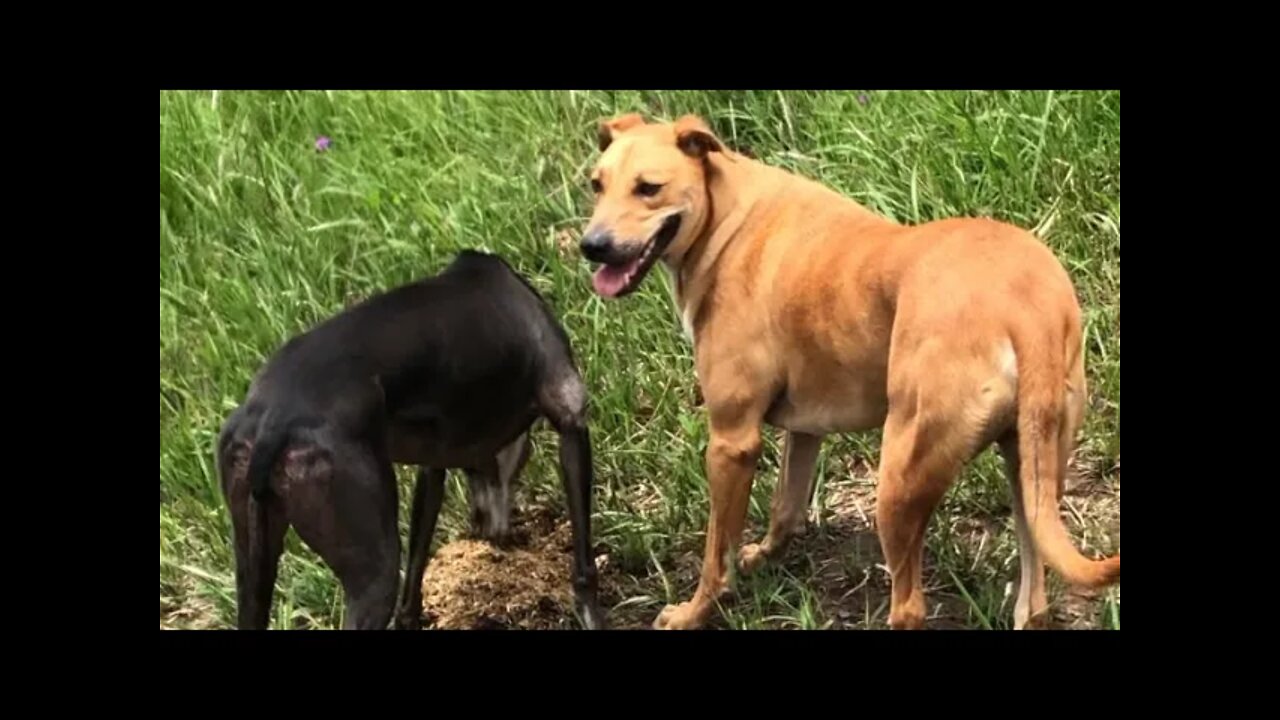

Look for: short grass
[159,90,1120,630]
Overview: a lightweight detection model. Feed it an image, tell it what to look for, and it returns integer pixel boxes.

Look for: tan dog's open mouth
[590,214,682,298]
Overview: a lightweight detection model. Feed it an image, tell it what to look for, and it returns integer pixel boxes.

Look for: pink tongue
[592,257,642,298]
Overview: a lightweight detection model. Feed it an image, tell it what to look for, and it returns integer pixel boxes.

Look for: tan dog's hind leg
[999,351,1088,630]
[654,419,763,630]
[876,332,1014,629]
[1060,354,1088,508]
[740,431,823,575]
[876,411,957,630]
[999,437,1048,629]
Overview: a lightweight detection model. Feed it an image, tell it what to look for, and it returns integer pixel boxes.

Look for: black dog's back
[249,251,566,425]
[224,249,579,469]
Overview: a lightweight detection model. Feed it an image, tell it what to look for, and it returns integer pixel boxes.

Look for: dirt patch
[420,508,581,630]
[160,586,222,630]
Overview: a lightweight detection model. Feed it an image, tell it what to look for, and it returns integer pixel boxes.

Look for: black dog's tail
[241,414,291,628]
[246,414,291,502]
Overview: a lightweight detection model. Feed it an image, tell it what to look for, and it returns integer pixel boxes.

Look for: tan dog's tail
[1012,330,1120,589]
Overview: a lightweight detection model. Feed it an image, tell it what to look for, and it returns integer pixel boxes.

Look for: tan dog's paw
[738,543,770,575]
[653,601,709,630]
[1020,611,1054,630]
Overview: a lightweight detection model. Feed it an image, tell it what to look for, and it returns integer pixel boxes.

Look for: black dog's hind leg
[539,374,606,630]
[395,467,447,630]
[289,441,401,630]
[241,496,289,629]
[220,438,289,630]
[222,504,285,631]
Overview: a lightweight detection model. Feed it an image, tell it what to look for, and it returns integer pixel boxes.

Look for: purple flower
[857,93,870,106]
[315,135,332,152]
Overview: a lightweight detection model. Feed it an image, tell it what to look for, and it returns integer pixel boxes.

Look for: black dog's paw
[469,506,530,548]
[393,609,424,631]
[575,599,607,630]
[470,525,530,549]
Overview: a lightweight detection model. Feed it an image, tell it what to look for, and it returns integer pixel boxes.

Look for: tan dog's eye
[635,181,663,198]
[590,178,603,194]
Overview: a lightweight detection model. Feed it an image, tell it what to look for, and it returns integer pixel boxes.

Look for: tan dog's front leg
[654,421,762,630]
[740,431,822,575]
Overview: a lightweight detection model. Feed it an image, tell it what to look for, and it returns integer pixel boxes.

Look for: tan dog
[578,113,1119,630]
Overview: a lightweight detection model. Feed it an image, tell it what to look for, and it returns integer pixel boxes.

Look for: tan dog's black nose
[579,229,615,263]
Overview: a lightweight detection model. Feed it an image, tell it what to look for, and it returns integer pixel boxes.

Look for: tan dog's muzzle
[583,213,683,298]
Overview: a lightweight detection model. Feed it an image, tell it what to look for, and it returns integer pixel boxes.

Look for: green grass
[159,90,1120,630]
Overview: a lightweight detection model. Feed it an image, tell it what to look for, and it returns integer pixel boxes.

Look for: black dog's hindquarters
[219,384,406,630]
[216,250,604,630]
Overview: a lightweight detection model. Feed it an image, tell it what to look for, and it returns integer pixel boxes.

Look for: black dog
[216,250,604,630]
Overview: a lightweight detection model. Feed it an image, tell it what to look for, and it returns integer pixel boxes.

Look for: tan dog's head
[580,113,723,298]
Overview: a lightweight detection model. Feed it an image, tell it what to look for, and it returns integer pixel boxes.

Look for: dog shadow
[596,475,1111,630]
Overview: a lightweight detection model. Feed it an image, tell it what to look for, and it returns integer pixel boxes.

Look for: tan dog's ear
[674,115,723,159]
[597,113,645,151]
